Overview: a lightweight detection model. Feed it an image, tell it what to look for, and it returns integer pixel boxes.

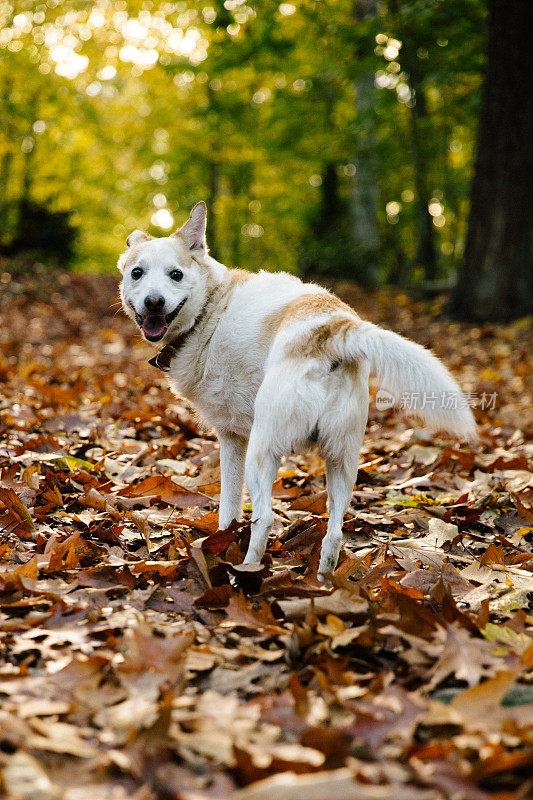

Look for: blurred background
[0,0,531,321]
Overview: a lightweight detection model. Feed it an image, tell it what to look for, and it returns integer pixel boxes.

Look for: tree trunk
[206,160,219,260]
[386,0,437,282]
[408,89,438,280]
[318,162,343,236]
[450,0,533,321]
[0,83,14,226]
[18,93,40,207]
[0,150,13,222]
[350,0,379,261]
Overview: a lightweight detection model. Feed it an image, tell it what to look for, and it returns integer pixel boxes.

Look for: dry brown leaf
[232,768,437,800]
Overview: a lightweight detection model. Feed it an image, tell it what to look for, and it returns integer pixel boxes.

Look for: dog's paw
[317,552,337,584]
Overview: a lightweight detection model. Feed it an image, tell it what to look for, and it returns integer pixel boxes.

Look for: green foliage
[0,0,487,278]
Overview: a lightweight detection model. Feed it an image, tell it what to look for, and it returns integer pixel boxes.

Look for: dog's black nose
[144,295,165,311]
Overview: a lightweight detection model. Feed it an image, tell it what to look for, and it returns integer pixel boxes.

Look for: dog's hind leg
[241,365,290,564]
[243,427,280,563]
[318,440,362,582]
[218,432,248,529]
[242,356,363,568]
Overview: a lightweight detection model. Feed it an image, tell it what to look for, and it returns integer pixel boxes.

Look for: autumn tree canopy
[1,0,487,285]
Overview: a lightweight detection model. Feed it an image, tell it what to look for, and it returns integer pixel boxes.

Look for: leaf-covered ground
[0,265,532,800]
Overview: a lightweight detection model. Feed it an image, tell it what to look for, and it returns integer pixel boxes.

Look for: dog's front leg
[218,432,248,529]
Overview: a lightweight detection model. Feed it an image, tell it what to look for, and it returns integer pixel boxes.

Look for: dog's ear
[177,202,206,251]
[126,230,150,248]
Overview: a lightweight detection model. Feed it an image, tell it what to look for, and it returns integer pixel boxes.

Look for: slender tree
[351,0,380,267]
[450,0,533,321]
[386,0,439,282]
[407,87,438,280]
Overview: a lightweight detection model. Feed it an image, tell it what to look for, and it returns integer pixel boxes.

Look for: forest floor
[0,263,532,800]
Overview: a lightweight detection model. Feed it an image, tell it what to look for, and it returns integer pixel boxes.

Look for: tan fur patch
[169,232,209,271]
[121,243,148,270]
[228,269,253,287]
[286,316,357,360]
[258,305,290,348]
[259,291,361,354]
[282,292,355,321]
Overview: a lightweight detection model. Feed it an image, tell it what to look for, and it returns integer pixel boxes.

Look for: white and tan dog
[119,202,476,580]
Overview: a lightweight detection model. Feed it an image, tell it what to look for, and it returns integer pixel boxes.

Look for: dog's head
[119,202,218,344]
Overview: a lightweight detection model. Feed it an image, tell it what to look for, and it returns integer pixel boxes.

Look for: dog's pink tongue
[142,316,167,337]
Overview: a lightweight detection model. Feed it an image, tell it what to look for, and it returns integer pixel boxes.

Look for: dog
[119,202,476,580]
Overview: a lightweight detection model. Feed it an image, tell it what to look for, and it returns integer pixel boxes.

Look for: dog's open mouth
[134,298,188,342]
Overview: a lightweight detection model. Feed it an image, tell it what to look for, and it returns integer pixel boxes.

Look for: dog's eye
[170,269,183,282]
[131,267,143,280]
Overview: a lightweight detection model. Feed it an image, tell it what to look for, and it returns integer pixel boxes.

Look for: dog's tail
[345,321,477,439]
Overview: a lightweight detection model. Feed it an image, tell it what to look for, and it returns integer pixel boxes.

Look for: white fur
[119,237,209,334]
[349,322,477,438]
[120,209,476,581]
